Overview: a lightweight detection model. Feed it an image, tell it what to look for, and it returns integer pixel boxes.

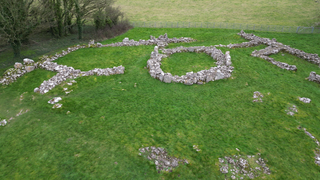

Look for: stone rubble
[52,103,62,109]
[299,97,311,103]
[285,104,298,116]
[139,146,189,173]
[193,145,201,152]
[219,153,271,179]
[147,45,234,85]
[308,71,320,84]
[0,119,7,126]
[252,91,263,102]
[48,97,62,104]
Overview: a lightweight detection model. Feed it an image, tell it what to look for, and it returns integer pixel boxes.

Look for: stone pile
[228,30,320,71]
[285,104,298,116]
[138,146,189,173]
[299,97,311,103]
[219,153,271,179]
[252,91,263,102]
[308,71,320,84]
[147,46,234,85]
[101,33,195,48]
[0,118,7,126]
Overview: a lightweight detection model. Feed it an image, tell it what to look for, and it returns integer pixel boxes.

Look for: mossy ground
[1,28,320,179]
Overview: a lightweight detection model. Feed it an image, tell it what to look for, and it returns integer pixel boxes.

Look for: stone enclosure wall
[147,46,233,85]
[1,31,320,90]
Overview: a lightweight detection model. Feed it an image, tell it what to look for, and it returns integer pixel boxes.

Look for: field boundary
[131,21,320,34]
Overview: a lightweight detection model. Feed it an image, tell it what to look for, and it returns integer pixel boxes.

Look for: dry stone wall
[227,30,320,71]
[0,34,196,94]
[2,31,320,88]
[34,60,125,94]
[147,46,234,85]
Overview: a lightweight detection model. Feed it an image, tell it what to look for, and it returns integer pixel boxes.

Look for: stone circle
[147,45,234,85]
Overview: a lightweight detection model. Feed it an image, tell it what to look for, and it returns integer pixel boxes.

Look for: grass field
[1,28,320,179]
[114,0,320,26]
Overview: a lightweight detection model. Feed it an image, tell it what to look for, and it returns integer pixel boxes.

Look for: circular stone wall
[147,46,234,85]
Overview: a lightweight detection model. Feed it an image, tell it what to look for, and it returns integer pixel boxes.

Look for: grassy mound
[0,28,320,179]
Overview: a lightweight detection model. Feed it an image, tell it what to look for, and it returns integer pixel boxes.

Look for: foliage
[0,0,40,58]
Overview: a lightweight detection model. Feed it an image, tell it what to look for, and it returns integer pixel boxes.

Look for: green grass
[114,0,320,26]
[1,28,320,179]
[160,52,217,76]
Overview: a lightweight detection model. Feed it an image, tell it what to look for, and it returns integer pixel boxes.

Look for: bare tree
[0,0,40,57]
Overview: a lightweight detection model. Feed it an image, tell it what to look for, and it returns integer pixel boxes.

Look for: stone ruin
[33,61,125,94]
[227,30,320,71]
[219,153,271,179]
[102,33,195,48]
[147,45,234,85]
[2,31,320,89]
[0,33,196,94]
[138,146,189,173]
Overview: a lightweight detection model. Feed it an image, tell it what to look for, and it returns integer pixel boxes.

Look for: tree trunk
[54,0,63,37]
[11,40,21,58]
[77,19,83,40]
[75,0,82,40]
